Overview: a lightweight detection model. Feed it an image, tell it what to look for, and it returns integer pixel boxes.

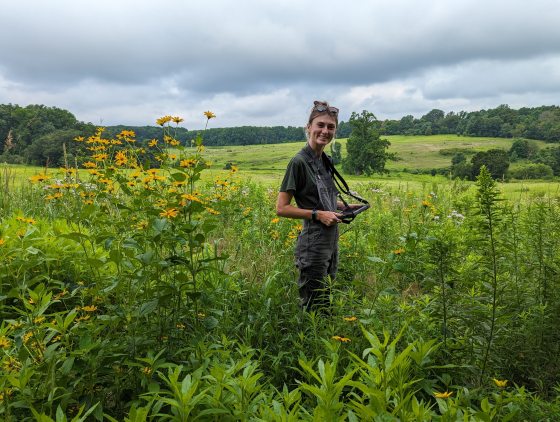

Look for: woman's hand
[344,203,364,211]
[318,210,343,226]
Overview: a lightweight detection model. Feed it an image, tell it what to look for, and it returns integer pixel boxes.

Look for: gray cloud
[0,0,559,127]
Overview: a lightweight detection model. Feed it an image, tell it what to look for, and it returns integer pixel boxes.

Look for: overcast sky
[1,0,559,129]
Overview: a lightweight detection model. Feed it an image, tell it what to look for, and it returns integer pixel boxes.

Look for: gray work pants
[295,219,339,311]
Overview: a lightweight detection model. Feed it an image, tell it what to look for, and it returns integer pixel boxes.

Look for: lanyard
[321,153,370,223]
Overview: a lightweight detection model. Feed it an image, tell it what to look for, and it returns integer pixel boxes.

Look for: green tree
[471,149,510,180]
[508,139,539,161]
[25,129,83,166]
[342,110,393,175]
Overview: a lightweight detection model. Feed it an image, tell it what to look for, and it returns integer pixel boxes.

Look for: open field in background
[202,134,545,172]
[1,135,558,202]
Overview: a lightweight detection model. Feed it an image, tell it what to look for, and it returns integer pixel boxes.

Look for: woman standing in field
[276,100,359,311]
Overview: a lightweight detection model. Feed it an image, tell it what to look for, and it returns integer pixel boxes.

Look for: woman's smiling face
[307,114,337,151]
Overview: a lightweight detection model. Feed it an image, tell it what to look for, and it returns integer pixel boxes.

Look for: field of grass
[202,134,544,173]
[2,135,558,202]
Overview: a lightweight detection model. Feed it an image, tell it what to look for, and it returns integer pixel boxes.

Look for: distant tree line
[104,123,352,147]
[380,104,560,141]
[1,103,559,167]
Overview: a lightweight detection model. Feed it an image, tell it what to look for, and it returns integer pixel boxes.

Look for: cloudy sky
[1,0,559,129]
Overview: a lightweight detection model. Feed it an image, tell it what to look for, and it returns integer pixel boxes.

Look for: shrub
[509,163,554,180]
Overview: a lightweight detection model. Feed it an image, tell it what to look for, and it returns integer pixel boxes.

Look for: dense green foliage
[342,111,393,175]
[380,104,560,141]
[1,120,560,419]
[0,104,94,166]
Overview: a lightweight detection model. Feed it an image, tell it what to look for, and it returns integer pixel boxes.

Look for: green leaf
[59,232,90,243]
[26,246,41,255]
[61,357,75,375]
[138,300,158,317]
[171,172,187,182]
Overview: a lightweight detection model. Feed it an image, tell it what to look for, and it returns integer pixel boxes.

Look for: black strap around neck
[320,152,369,207]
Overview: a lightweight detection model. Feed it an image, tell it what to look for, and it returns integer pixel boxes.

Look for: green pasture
[2,134,558,202]
[202,134,539,172]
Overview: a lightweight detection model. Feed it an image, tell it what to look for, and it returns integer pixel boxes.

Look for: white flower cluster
[448,210,465,220]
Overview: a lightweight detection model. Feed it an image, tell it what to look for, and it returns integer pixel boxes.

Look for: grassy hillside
[203,134,540,172]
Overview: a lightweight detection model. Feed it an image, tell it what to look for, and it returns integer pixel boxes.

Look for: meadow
[1,124,560,420]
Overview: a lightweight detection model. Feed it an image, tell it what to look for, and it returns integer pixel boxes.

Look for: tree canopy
[342,110,393,175]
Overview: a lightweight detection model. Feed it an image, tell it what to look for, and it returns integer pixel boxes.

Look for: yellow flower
[148,139,158,147]
[83,161,97,168]
[135,221,148,230]
[93,153,108,161]
[434,391,453,399]
[0,336,11,349]
[160,208,179,218]
[2,356,21,373]
[172,116,184,124]
[46,192,64,201]
[0,238,5,246]
[393,248,405,255]
[26,218,36,225]
[142,367,153,375]
[343,316,358,322]
[115,151,128,166]
[29,174,50,183]
[204,111,216,119]
[180,159,196,168]
[271,218,280,224]
[181,194,204,204]
[332,335,351,343]
[74,136,85,142]
[205,207,220,215]
[230,165,238,173]
[120,129,135,138]
[82,305,98,312]
[54,289,68,300]
[422,200,432,207]
[493,378,508,388]
[176,323,186,329]
[156,115,172,126]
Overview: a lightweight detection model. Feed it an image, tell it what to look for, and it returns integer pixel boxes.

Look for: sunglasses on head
[313,102,339,115]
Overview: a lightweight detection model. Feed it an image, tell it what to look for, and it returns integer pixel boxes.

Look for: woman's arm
[277,191,342,226]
